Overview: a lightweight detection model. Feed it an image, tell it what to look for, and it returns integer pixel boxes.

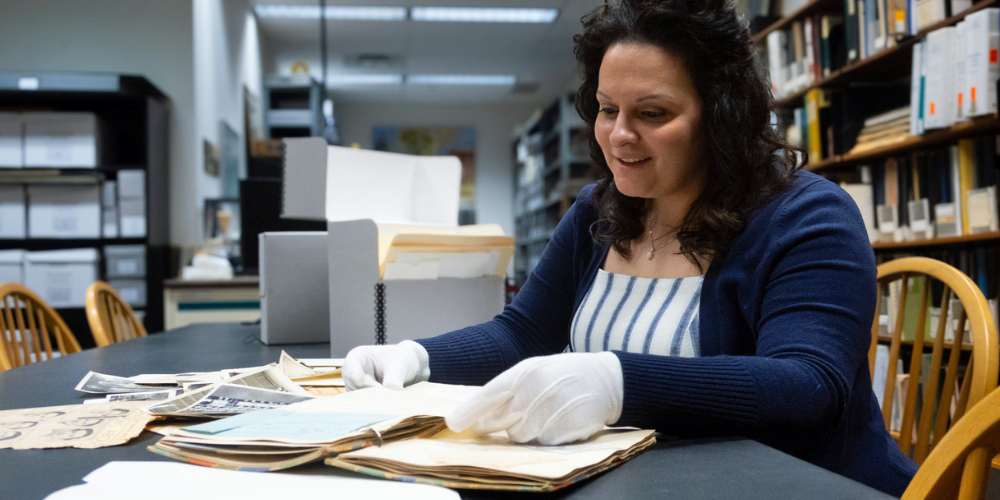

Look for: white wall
[0,0,197,245]
[193,0,263,240]
[334,101,542,238]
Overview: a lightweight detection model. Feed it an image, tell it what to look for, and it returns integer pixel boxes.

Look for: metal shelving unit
[0,72,170,346]
[511,92,598,286]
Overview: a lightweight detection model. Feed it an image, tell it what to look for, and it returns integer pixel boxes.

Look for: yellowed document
[326,428,656,491]
[0,401,152,450]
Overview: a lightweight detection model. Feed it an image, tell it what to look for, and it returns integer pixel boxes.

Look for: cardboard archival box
[24,248,98,307]
[259,231,330,345]
[22,112,107,168]
[27,184,101,238]
[281,138,508,357]
[0,249,25,285]
[0,184,26,239]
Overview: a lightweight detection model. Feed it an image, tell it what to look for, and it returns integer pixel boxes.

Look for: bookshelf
[757,0,1000,466]
[768,1,997,106]
[0,73,170,348]
[510,93,598,286]
[759,0,1000,249]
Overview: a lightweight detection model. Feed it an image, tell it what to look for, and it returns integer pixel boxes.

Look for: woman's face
[594,42,705,202]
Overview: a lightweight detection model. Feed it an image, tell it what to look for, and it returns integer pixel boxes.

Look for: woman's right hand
[342,340,430,391]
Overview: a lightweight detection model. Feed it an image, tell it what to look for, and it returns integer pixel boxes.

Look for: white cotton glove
[342,340,431,391]
[445,352,624,445]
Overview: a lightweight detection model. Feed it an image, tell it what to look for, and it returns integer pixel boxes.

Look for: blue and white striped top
[570,269,703,357]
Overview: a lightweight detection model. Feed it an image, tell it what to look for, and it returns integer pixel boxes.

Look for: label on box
[121,216,146,237]
[53,216,77,232]
[117,261,139,275]
[48,286,71,304]
[46,146,72,163]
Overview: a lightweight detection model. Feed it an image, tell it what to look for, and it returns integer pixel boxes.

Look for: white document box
[282,138,507,356]
[0,113,22,168]
[107,278,146,307]
[0,185,26,239]
[23,112,105,167]
[104,245,145,278]
[28,184,101,238]
[25,248,99,307]
[0,249,25,285]
[259,231,330,345]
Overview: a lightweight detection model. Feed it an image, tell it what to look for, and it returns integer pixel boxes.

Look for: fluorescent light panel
[408,74,516,86]
[327,74,403,85]
[254,5,407,21]
[410,7,558,23]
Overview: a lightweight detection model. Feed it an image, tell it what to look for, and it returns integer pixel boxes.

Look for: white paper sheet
[43,461,459,500]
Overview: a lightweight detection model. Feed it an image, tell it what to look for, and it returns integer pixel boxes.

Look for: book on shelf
[854,134,999,243]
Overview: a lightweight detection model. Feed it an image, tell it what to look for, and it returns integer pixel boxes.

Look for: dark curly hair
[574,0,801,268]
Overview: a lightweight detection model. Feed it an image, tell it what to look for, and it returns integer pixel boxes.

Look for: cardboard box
[0,112,22,168]
[27,184,101,238]
[327,220,505,356]
[104,245,145,278]
[282,139,508,356]
[107,278,146,307]
[116,170,145,200]
[118,198,146,237]
[259,231,329,345]
[0,249,25,285]
[102,207,119,238]
[23,112,105,167]
[24,248,99,307]
[0,185,26,239]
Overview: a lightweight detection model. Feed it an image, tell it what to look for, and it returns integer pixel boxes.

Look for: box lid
[26,248,99,264]
[0,249,24,264]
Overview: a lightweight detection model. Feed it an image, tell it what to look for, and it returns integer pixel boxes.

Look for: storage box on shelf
[511,93,598,286]
[0,72,170,347]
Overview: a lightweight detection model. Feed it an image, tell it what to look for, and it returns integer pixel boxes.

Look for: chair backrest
[902,386,1000,500]
[85,281,147,347]
[870,257,999,464]
[0,283,82,370]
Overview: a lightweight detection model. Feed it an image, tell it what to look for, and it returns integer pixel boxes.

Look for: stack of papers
[326,428,656,492]
[148,382,480,471]
[147,382,656,491]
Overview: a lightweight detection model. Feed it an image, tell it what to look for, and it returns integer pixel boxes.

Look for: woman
[344,0,917,495]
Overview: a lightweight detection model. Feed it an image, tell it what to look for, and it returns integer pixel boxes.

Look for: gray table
[0,323,896,500]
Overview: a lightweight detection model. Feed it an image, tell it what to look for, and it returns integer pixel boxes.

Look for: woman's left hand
[445,352,624,445]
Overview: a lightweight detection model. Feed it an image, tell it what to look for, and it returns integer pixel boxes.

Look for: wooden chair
[902,386,1000,500]
[0,283,82,370]
[85,281,147,347]
[870,257,999,465]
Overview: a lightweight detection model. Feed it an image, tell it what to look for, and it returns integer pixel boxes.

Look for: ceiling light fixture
[407,75,517,86]
[410,7,559,23]
[254,5,407,21]
[326,74,404,85]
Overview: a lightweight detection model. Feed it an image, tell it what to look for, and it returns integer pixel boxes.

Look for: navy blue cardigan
[416,170,917,496]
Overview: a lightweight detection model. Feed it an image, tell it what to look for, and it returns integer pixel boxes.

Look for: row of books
[910,7,1000,134]
[831,135,1000,244]
[764,0,977,100]
[766,12,848,99]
